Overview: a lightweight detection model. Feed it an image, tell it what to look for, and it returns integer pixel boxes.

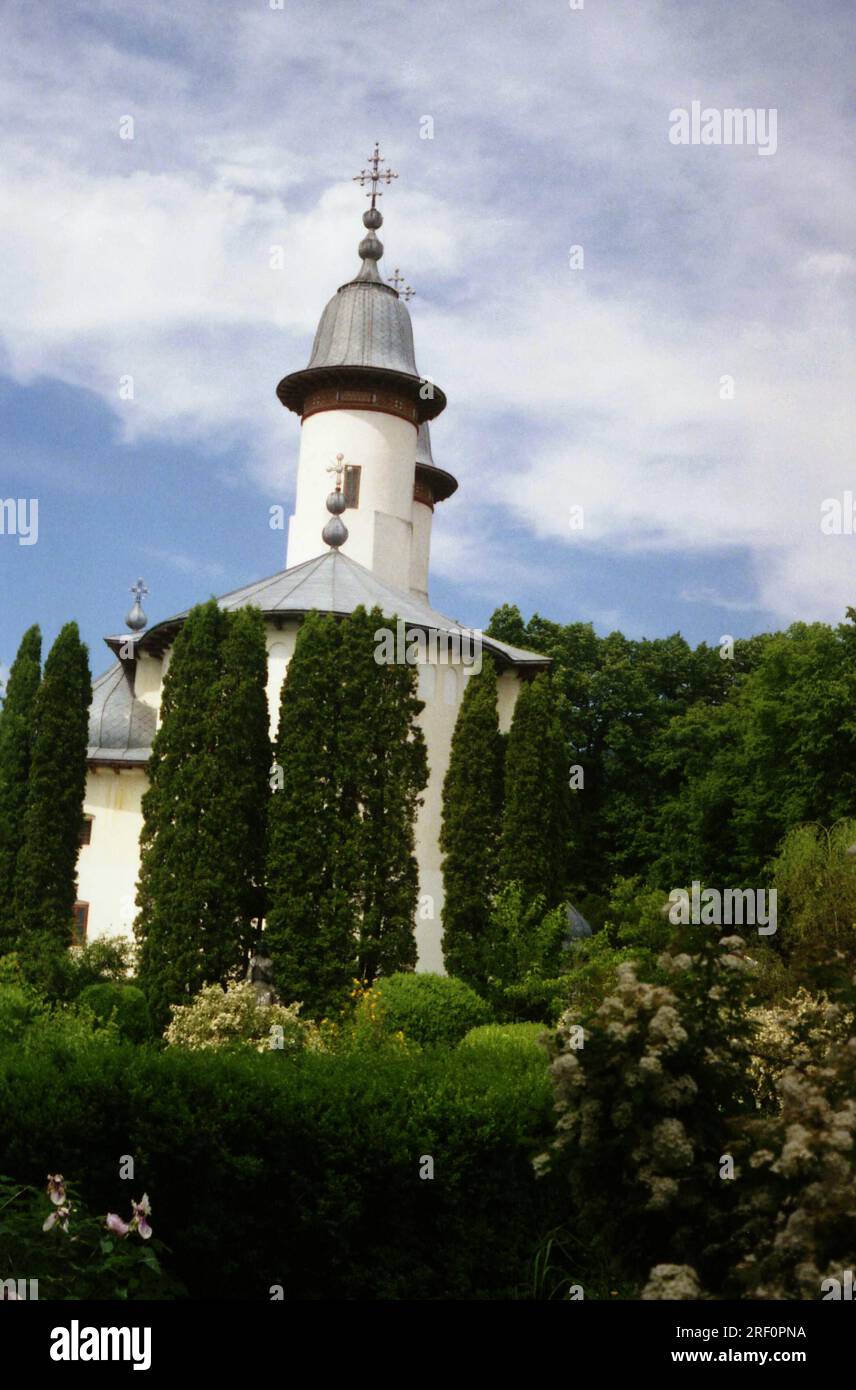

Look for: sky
[0,0,854,688]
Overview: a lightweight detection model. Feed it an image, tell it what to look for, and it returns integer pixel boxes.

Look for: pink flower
[131,1195,152,1240]
[46,1174,66,1206]
[106,1195,152,1240]
[43,1205,71,1233]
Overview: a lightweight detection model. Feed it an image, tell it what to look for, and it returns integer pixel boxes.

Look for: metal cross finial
[130,578,149,604]
[326,453,346,491]
[352,142,398,209]
[388,267,415,301]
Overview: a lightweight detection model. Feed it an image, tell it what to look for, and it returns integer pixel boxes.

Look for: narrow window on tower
[72,902,89,946]
[343,465,361,509]
[80,816,93,846]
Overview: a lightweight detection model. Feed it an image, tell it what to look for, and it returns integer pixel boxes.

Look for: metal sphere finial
[125,578,149,632]
[323,455,349,549]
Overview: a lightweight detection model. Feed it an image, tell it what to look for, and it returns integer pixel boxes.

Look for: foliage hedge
[0,1036,561,1300]
[459,1022,548,1056]
[77,984,152,1044]
[365,972,492,1046]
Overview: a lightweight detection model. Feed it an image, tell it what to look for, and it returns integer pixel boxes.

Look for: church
[76,147,548,973]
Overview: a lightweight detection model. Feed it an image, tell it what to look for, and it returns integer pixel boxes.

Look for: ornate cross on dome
[129,578,149,606]
[353,143,398,209]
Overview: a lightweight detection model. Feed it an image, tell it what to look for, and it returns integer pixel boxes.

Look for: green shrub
[363,972,491,1046]
[0,1034,561,1300]
[78,983,152,1044]
[493,975,573,1024]
[13,936,135,1004]
[459,1022,548,1056]
[0,983,43,1043]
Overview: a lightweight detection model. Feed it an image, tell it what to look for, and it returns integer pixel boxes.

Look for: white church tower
[276,144,457,600]
[77,145,549,972]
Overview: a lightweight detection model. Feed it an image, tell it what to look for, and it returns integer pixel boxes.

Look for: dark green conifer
[206,605,272,975]
[14,624,90,956]
[0,625,42,952]
[135,600,229,1027]
[265,611,354,1016]
[439,655,503,989]
[337,607,428,984]
[498,672,569,906]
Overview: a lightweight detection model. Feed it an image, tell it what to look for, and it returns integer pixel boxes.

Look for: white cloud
[0,0,853,628]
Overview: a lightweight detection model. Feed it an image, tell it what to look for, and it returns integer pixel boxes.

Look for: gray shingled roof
[308,280,418,376]
[87,662,156,766]
[89,549,549,764]
[142,549,550,667]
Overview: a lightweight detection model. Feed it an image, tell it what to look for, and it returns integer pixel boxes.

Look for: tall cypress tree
[265,605,429,1008]
[14,624,90,956]
[439,655,503,989]
[0,625,42,953]
[265,611,355,1016]
[337,607,428,984]
[136,601,272,1026]
[206,605,272,975]
[498,672,570,906]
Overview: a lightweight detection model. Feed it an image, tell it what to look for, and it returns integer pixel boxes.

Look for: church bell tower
[276,145,457,599]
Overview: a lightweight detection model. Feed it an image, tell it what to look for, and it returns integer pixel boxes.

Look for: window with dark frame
[72,903,89,946]
[343,464,361,509]
[80,817,93,846]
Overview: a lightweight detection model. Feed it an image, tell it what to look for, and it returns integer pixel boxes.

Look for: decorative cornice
[276,365,446,423]
[303,384,419,425]
[413,477,435,510]
[415,461,458,504]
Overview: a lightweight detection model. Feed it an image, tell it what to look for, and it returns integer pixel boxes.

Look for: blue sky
[1,0,854,687]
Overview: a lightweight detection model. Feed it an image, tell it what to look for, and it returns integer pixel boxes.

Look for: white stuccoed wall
[408,499,433,602]
[79,623,527,973]
[286,409,418,588]
[78,768,146,941]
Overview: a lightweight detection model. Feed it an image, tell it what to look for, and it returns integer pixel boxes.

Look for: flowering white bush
[163,980,322,1053]
[733,1031,856,1299]
[536,936,757,1283]
[747,987,852,1107]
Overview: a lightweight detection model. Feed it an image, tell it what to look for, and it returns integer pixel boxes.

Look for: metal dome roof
[307,279,418,376]
[87,662,156,765]
[277,207,446,421]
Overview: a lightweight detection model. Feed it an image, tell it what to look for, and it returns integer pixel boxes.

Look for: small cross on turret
[326,452,346,492]
[388,267,415,302]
